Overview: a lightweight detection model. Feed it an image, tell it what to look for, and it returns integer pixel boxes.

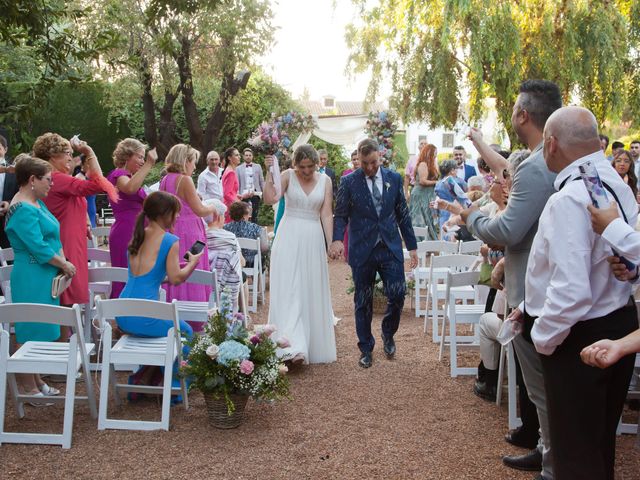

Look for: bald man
[509,106,638,479]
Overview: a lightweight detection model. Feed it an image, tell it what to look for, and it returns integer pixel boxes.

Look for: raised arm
[263,156,289,205]
[468,128,508,180]
[116,148,157,195]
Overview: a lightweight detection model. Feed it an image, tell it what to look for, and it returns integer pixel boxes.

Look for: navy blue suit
[462,163,477,182]
[333,167,417,353]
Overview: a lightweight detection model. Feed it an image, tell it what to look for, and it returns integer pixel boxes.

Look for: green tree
[346,0,638,142]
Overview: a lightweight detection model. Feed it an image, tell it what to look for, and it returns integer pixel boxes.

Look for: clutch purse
[51,273,72,299]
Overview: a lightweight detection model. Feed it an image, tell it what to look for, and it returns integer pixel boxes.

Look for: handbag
[478,262,493,286]
[51,273,72,299]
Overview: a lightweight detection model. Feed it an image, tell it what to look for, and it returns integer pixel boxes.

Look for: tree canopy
[346,0,640,141]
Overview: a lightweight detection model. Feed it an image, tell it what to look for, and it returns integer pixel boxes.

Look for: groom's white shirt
[366,168,383,196]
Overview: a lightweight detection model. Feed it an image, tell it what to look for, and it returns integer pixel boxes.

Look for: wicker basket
[203,393,249,429]
[373,293,387,314]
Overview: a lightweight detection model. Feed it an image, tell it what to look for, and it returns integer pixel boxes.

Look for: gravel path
[3,260,640,479]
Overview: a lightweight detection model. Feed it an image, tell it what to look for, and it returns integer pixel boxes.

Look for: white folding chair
[495,302,522,430]
[99,208,115,226]
[85,267,129,343]
[413,240,459,318]
[87,247,111,268]
[427,254,478,342]
[91,226,111,247]
[0,248,14,267]
[458,240,484,255]
[413,226,431,241]
[237,237,264,312]
[439,270,484,377]
[96,298,187,431]
[175,269,221,326]
[0,303,97,448]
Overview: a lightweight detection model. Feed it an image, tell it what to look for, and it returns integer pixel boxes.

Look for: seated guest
[203,199,244,312]
[224,201,268,268]
[467,175,487,194]
[117,191,203,395]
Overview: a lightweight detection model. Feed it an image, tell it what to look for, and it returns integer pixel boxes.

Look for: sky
[258,0,389,102]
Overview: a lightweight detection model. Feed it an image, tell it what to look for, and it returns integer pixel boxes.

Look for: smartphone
[578,161,636,271]
[184,240,206,260]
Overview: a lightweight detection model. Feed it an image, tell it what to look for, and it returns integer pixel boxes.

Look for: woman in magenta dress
[160,144,215,311]
[107,138,157,298]
[33,133,105,307]
[221,147,241,223]
[341,150,360,262]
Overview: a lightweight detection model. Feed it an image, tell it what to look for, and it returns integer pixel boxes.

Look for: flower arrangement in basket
[181,291,290,423]
[247,110,317,156]
[365,110,398,167]
[346,273,413,314]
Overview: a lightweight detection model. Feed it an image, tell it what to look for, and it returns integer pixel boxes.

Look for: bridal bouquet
[247,110,317,156]
[181,291,290,414]
[365,110,398,167]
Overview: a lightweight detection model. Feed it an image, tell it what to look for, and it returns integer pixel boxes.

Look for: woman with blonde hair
[408,143,439,240]
[106,138,157,298]
[159,144,215,317]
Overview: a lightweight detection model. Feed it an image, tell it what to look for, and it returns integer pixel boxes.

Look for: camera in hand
[184,240,205,260]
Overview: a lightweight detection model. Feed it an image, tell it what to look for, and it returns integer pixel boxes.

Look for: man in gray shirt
[461,80,562,480]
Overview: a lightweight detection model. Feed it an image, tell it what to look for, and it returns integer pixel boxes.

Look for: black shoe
[505,426,539,450]
[502,449,542,472]
[473,380,496,402]
[381,333,396,359]
[359,352,372,368]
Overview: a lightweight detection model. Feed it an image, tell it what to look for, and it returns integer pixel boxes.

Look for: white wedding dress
[268,172,337,364]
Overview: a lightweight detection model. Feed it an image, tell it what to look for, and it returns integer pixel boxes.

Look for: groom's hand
[329,240,344,260]
[408,250,418,269]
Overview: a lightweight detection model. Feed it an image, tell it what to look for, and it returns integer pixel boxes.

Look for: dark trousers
[539,302,637,480]
[244,195,261,224]
[351,242,406,353]
[515,348,541,438]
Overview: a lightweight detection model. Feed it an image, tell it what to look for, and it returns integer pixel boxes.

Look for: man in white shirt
[197,150,223,201]
[511,106,638,479]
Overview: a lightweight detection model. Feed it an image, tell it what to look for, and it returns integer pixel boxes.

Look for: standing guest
[203,199,243,312]
[6,155,76,398]
[513,106,637,480]
[317,149,337,200]
[630,140,640,191]
[599,134,609,152]
[160,144,215,310]
[341,150,360,261]
[107,138,156,298]
[224,201,268,268]
[330,138,418,368]
[34,133,104,309]
[404,138,427,199]
[409,143,439,240]
[117,191,203,395]
[197,150,223,201]
[434,159,467,237]
[460,80,562,479]
[611,149,638,199]
[0,134,17,248]
[236,148,265,223]
[611,140,625,158]
[221,147,241,222]
[453,145,477,181]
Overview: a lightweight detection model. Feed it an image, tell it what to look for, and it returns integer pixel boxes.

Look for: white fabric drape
[291,114,370,150]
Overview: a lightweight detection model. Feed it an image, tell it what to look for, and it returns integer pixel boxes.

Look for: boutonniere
[384,181,390,189]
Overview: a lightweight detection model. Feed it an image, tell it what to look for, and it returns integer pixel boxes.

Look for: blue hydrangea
[217,340,250,366]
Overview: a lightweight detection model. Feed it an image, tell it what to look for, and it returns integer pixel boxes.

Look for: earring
[31,184,35,191]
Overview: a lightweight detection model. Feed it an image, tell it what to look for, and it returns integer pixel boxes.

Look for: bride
[263,144,337,365]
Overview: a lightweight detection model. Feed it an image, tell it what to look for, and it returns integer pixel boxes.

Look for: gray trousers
[513,334,553,480]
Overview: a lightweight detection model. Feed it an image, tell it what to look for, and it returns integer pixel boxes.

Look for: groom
[330,138,418,368]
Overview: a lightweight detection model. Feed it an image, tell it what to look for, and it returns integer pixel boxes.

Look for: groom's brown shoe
[381,333,396,359]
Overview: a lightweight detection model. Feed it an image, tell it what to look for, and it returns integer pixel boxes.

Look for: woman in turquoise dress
[117,191,204,397]
[408,144,440,240]
[5,155,77,397]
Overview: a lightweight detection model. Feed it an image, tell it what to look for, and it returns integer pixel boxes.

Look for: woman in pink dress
[160,144,215,311]
[341,150,360,262]
[33,133,105,307]
[106,138,156,298]
[221,147,241,223]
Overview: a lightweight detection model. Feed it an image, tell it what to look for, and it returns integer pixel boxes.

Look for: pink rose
[263,324,277,336]
[250,335,261,345]
[276,337,291,348]
[278,364,288,375]
[239,359,254,375]
[180,360,188,368]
